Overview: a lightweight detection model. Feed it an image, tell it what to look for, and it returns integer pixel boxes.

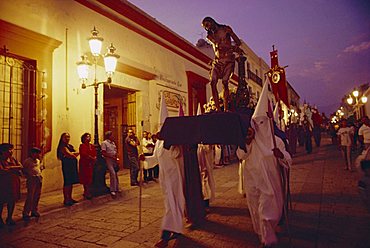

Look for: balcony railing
[247,69,262,86]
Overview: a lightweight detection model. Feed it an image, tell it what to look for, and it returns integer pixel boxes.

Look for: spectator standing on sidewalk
[0,143,22,227]
[337,119,354,171]
[22,147,43,220]
[125,129,140,186]
[79,133,96,200]
[101,131,120,197]
[358,116,370,150]
[142,131,155,182]
[57,133,80,206]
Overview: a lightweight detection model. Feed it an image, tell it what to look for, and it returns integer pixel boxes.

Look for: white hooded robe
[152,140,185,234]
[237,116,292,245]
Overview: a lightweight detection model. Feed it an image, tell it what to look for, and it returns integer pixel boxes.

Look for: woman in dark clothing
[57,133,79,206]
[0,143,22,227]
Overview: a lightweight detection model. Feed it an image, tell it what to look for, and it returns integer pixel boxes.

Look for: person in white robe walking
[148,92,185,248]
[237,78,292,247]
[148,136,185,248]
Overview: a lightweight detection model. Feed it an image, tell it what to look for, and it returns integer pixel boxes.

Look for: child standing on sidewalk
[22,147,43,220]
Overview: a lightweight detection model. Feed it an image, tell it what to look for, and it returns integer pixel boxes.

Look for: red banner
[268,48,289,107]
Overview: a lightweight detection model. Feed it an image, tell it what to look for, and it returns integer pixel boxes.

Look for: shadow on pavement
[172,236,209,248]
[185,218,258,245]
[208,206,249,217]
[291,192,360,204]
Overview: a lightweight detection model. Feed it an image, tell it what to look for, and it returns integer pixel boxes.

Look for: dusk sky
[129,0,370,115]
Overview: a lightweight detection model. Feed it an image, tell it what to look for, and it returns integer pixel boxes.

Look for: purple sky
[129,0,370,115]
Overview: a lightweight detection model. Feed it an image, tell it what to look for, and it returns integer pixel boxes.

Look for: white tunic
[197,144,216,202]
[151,140,185,234]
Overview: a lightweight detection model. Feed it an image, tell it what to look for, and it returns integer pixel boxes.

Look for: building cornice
[74,0,211,71]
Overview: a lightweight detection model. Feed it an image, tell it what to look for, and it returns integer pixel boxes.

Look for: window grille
[0,54,45,162]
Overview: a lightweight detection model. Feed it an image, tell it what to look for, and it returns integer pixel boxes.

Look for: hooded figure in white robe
[150,138,185,248]
[152,92,186,248]
[237,79,292,247]
[156,140,185,233]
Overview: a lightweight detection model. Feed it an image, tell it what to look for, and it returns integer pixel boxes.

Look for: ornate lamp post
[76,27,120,196]
[346,89,367,119]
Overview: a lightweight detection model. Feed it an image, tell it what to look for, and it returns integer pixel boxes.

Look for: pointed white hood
[196,103,202,116]
[251,78,274,156]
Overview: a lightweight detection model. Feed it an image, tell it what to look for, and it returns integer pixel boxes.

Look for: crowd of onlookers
[0,128,163,228]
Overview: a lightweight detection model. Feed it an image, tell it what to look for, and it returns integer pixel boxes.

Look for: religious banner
[268,48,290,107]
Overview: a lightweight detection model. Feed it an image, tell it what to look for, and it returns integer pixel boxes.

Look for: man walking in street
[125,129,140,186]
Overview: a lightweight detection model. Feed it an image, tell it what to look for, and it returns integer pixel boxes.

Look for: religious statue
[202,16,242,111]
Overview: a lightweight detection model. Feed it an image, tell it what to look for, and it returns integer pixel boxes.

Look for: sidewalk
[12,168,144,223]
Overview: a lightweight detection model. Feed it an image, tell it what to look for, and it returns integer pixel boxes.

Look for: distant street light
[346,89,367,119]
[76,26,120,196]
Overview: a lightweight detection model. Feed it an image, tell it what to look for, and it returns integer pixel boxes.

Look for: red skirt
[79,163,93,185]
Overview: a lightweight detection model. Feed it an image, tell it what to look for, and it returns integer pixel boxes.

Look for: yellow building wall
[0,0,209,192]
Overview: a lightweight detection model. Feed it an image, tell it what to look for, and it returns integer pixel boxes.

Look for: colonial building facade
[0,0,215,191]
[0,0,300,192]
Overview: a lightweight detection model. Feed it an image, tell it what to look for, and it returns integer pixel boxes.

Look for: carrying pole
[138,161,143,229]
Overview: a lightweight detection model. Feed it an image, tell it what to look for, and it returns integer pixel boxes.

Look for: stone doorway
[104,85,136,169]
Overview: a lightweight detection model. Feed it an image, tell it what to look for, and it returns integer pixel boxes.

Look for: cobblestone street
[1,135,370,248]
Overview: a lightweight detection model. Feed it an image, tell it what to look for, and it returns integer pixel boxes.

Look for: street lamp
[76,26,120,196]
[346,89,367,119]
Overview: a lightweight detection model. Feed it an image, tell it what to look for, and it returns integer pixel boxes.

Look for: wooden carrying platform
[160,111,251,148]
